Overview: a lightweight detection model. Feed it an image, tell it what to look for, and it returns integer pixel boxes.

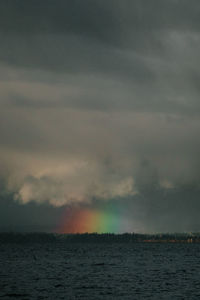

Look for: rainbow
[56,208,132,234]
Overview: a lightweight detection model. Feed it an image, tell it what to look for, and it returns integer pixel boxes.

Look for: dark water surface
[1,241,200,299]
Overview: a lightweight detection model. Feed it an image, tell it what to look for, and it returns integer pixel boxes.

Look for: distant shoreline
[1,232,200,243]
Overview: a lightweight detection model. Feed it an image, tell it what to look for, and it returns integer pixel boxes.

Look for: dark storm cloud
[1,1,200,39]
[1,0,200,115]
[0,1,200,232]
[0,0,200,72]
[0,181,63,232]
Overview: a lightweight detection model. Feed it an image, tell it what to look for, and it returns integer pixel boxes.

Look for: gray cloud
[0,1,200,232]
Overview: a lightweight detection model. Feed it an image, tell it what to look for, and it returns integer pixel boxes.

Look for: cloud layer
[0,0,200,232]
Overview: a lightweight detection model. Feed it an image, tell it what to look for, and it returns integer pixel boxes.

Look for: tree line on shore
[1,232,200,243]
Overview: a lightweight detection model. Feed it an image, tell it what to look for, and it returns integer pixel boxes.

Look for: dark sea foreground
[1,234,200,299]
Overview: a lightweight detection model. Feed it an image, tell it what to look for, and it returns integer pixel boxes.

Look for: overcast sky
[0,0,200,233]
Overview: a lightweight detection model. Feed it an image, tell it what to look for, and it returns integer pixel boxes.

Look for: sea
[1,238,200,299]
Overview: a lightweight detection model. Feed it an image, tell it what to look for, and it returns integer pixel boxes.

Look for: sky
[0,0,200,233]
